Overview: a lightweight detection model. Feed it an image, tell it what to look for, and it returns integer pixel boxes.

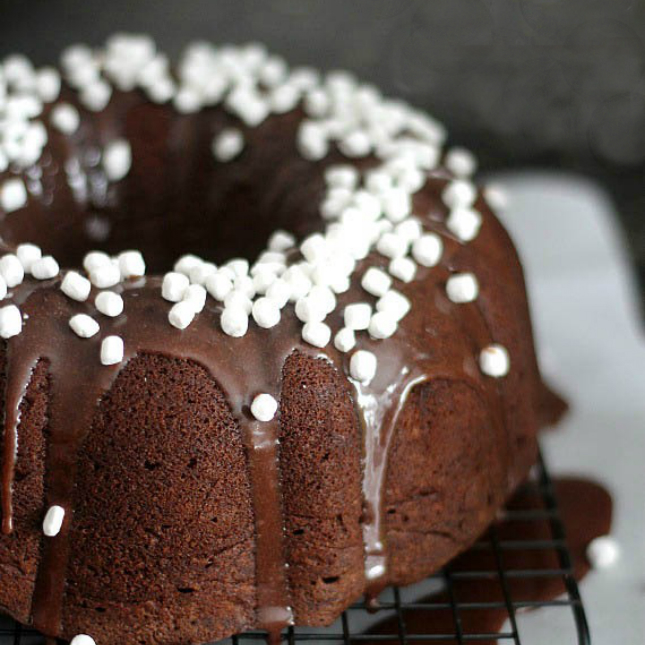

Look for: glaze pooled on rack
[0,35,564,645]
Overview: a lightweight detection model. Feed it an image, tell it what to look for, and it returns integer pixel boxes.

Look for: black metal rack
[0,451,590,645]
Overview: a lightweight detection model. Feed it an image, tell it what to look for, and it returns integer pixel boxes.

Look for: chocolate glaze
[0,79,563,643]
[365,478,612,644]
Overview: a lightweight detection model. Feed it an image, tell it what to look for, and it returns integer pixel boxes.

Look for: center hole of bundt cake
[4,106,327,272]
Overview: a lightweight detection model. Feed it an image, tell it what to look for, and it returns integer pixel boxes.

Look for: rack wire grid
[0,450,590,645]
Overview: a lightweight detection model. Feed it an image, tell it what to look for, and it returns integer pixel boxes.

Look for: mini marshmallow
[174,254,203,276]
[484,184,509,211]
[344,303,372,331]
[309,285,336,314]
[586,535,620,570]
[268,230,296,253]
[339,129,372,158]
[31,256,59,280]
[295,295,327,323]
[188,261,217,286]
[69,314,100,338]
[90,262,121,289]
[445,147,477,178]
[300,234,329,263]
[377,232,408,259]
[220,306,249,337]
[0,254,24,287]
[251,393,278,422]
[183,284,207,313]
[16,243,42,273]
[369,311,398,339]
[349,350,377,384]
[446,272,479,303]
[297,121,328,160]
[43,505,65,537]
[252,297,281,328]
[103,139,132,182]
[61,271,91,302]
[0,305,22,339]
[233,275,256,299]
[361,267,392,297]
[50,103,80,134]
[302,321,331,348]
[412,233,443,267]
[389,257,416,283]
[334,327,356,353]
[80,80,112,111]
[376,290,411,321]
[83,251,111,274]
[70,635,96,645]
[381,187,411,223]
[162,272,189,302]
[118,250,146,278]
[95,291,124,317]
[36,67,61,102]
[168,300,196,330]
[0,179,28,213]
[226,258,250,278]
[442,179,477,209]
[205,272,233,301]
[0,277,7,301]
[225,290,253,315]
[446,207,482,242]
[100,335,124,366]
[266,279,292,308]
[479,344,510,378]
[212,128,244,162]
[395,218,423,243]
[324,165,358,190]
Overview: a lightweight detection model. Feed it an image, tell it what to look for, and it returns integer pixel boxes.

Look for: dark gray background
[1,0,644,303]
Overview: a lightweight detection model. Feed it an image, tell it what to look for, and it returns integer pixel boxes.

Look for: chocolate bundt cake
[0,35,564,645]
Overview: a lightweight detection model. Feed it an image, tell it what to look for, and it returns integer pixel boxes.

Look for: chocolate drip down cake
[0,35,564,645]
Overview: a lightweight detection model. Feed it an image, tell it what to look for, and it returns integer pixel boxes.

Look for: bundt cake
[0,35,564,645]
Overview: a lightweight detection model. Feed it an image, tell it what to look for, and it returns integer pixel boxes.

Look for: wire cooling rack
[0,451,590,645]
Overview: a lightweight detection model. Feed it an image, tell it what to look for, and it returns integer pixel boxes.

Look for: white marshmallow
[50,103,80,135]
[212,128,244,162]
[412,233,443,267]
[344,303,372,331]
[252,297,281,328]
[377,232,408,259]
[334,327,356,353]
[446,272,479,303]
[83,251,111,273]
[61,271,91,302]
[183,284,207,313]
[188,261,216,286]
[484,184,509,212]
[95,291,124,317]
[0,179,28,213]
[479,344,510,378]
[205,272,233,301]
[251,393,278,422]
[361,267,392,297]
[43,505,65,537]
[101,335,124,365]
[168,300,196,330]
[586,536,620,570]
[162,272,189,302]
[376,290,411,321]
[90,263,121,289]
[324,165,358,190]
[224,290,253,315]
[80,80,112,111]
[381,187,411,223]
[103,139,132,182]
[220,306,249,337]
[369,311,398,339]
[0,277,7,300]
[174,254,203,276]
[70,635,96,645]
[31,256,59,280]
[16,243,42,273]
[266,279,292,308]
[442,179,477,209]
[0,254,24,287]
[69,314,100,338]
[268,230,296,253]
[446,207,482,242]
[0,305,22,338]
[301,321,331,348]
[349,350,377,384]
[388,257,416,283]
[445,147,477,178]
[118,250,146,278]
